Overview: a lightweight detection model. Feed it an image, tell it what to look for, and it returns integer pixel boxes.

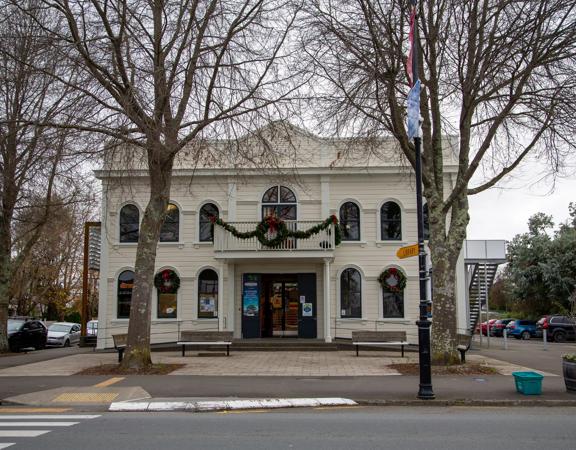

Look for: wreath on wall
[211,215,342,248]
[378,267,407,293]
[154,269,180,294]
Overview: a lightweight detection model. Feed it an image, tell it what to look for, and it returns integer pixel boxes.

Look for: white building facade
[95,124,467,349]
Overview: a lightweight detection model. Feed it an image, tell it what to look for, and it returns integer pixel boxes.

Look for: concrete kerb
[109,398,358,412]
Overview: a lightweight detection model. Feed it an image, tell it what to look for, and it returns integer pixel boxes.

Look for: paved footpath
[0,347,574,409]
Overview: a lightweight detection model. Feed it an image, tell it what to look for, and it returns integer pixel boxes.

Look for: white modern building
[95,123,471,349]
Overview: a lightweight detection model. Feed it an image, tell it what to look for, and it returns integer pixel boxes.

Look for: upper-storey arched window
[199,203,219,242]
[160,203,179,242]
[119,204,139,243]
[262,186,297,220]
[339,202,360,241]
[380,201,402,241]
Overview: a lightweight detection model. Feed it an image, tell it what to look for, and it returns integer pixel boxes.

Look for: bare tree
[302,0,576,363]
[0,0,93,352]
[28,0,304,368]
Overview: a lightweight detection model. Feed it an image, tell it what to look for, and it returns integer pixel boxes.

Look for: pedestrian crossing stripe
[0,413,100,448]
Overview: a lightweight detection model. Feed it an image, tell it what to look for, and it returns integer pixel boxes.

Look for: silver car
[47,322,81,347]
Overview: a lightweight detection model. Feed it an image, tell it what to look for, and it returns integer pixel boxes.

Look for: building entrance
[241,273,317,339]
[262,275,299,337]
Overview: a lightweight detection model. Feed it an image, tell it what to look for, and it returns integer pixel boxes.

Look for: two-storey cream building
[95,123,468,349]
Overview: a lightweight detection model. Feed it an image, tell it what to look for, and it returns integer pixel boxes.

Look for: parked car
[480,319,498,336]
[7,318,48,352]
[505,320,537,340]
[537,315,576,342]
[87,320,98,336]
[47,322,81,347]
[490,319,516,337]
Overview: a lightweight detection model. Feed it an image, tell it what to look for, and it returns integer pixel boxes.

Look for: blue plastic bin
[512,371,543,395]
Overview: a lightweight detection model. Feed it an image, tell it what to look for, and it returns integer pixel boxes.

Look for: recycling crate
[512,371,543,395]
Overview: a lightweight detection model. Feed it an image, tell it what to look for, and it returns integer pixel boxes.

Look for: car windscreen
[49,324,72,332]
[8,320,24,332]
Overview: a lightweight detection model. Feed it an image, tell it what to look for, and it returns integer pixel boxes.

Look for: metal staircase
[463,240,507,335]
[467,263,499,335]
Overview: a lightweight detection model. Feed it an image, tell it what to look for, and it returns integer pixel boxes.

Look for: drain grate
[52,393,119,403]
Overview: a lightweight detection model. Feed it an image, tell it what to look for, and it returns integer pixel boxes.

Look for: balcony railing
[214,220,335,253]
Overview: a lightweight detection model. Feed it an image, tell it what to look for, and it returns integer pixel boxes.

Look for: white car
[47,322,81,347]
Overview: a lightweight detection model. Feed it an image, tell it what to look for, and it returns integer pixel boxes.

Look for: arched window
[339,202,360,241]
[423,203,430,240]
[119,204,139,243]
[382,269,406,319]
[380,201,402,240]
[199,203,219,242]
[340,268,362,318]
[160,203,179,242]
[117,270,134,319]
[198,269,218,318]
[262,185,297,220]
[156,269,179,319]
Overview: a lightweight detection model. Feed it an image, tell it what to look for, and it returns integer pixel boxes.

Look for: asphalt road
[473,336,576,375]
[2,407,575,450]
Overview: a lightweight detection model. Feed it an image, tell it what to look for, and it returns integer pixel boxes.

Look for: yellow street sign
[396,244,419,259]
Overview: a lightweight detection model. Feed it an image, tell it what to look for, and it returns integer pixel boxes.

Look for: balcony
[213,220,336,259]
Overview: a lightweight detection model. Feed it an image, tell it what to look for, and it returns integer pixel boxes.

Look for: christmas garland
[154,269,180,294]
[378,267,407,293]
[211,215,342,248]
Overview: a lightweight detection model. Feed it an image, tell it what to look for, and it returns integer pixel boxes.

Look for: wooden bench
[177,331,233,356]
[457,333,472,363]
[112,334,127,363]
[352,331,409,357]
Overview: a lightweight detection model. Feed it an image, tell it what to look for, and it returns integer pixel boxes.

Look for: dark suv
[7,318,48,352]
[537,315,576,342]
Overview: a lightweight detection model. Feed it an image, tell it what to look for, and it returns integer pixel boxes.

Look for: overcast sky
[467,162,576,241]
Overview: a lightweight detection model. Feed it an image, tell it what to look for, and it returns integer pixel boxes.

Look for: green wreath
[211,215,341,248]
[154,269,180,294]
[378,267,407,293]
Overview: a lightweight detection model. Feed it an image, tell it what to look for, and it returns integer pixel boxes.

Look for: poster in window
[158,293,177,318]
[199,296,216,316]
[242,281,259,317]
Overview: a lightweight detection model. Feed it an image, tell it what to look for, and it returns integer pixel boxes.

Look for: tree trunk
[428,194,469,365]
[0,219,11,353]
[121,147,174,369]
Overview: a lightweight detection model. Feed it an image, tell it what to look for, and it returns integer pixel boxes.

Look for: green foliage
[213,215,341,248]
[503,204,576,317]
[563,354,576,362]
[64,311,81,323]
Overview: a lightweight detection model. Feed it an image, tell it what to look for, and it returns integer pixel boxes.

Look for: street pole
[411,1,434,400]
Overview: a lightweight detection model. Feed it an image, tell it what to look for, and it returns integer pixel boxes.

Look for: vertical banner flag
[406,5,417,87]
[407,80,421,139]
[406,1,419,140]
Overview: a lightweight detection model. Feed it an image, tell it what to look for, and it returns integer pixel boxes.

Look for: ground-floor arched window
[117,270,134,319]
[340,267,362,318]
[198,269,218,318]
[155,269,179,319]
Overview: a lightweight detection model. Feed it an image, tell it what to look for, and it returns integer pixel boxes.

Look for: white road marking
[0,422,79,427]
[0,415,100,420]
[0,431,50,437]
[0,444,15,449]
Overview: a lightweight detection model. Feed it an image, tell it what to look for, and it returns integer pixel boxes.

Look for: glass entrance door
[268,279,299,337]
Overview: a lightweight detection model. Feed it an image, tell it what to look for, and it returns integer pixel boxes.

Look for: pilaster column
[324,258,332,343]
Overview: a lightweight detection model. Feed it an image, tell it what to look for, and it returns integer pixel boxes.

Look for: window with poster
[198,269,218,319]
[154,269,180,319]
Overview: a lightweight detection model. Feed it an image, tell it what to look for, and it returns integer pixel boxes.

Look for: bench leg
[459,349,465,363]
[401,345,404,358]
[227,345,229,356]
[118,348,124,363]
[182,344,185,357]
[356,345,359,357]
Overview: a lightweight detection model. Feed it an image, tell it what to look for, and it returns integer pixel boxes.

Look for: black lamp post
[410,0,435,400]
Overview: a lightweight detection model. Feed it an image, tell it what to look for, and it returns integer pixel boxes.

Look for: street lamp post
[410,0,435,400]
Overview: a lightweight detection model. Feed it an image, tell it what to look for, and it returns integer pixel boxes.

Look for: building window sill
[377,318,410,324]
[376,240,407,247]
